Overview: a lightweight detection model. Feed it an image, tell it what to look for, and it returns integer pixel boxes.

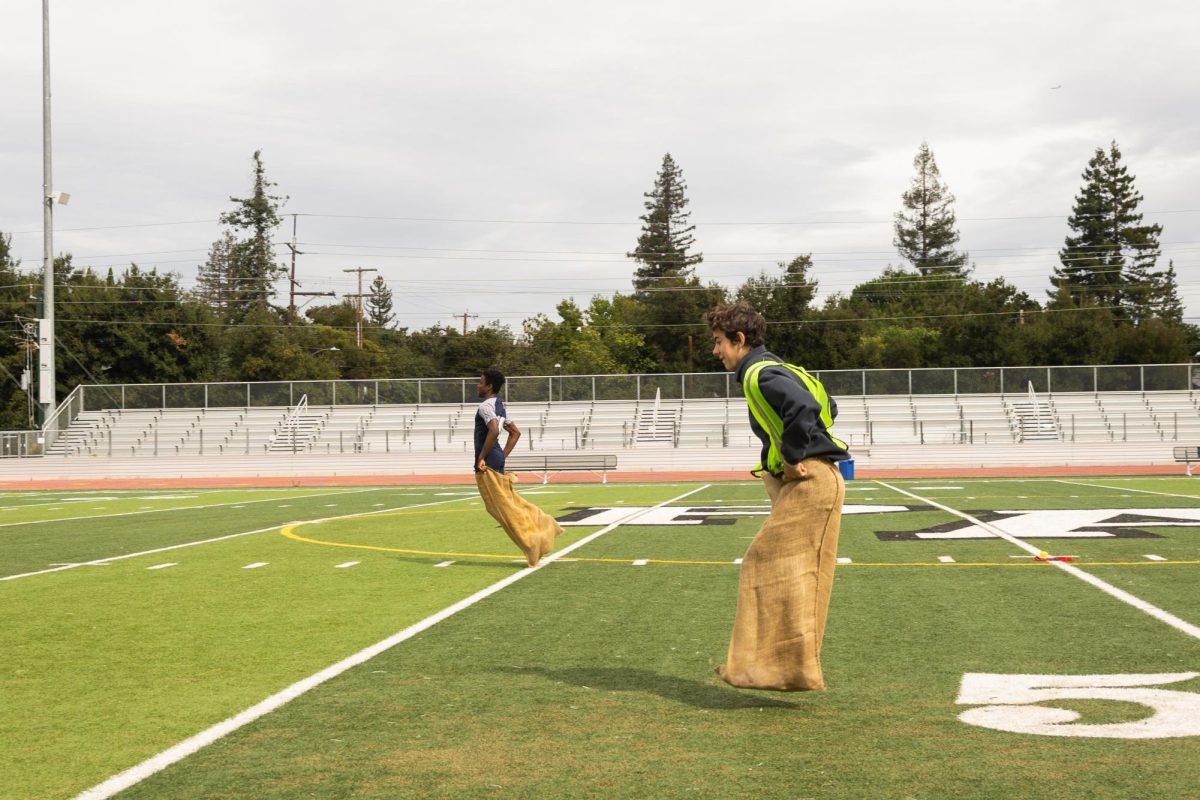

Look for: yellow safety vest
[743,360,845,475]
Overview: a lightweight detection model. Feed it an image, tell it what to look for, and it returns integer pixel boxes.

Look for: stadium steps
[1008,400,1060,442]
[634,408,677,447]
[266,413,326,453]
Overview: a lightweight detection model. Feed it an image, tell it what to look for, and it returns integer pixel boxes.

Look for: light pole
[39,0,56,423]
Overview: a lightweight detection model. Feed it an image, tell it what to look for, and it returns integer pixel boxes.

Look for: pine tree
[1052,141,1163,322]
[0,232,18,271]
[625,154,721,371]
[893,143,970,277]
[366,274,395,327]
[194,231,238,312]
[219,150,287,314]
[627,153,703,295]
[1155,260,1184,323]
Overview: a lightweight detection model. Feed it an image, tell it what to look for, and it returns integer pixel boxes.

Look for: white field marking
[632,559,649,566]
[324,504,338,507]
[373,503,385,506]
[956,672,1200,739]
[912,486,963,490]
[0,488,382,531]
[845,487,878,491]
[145,563,177,571]
[1051,479,1200,502]
[0,496,120,511]
[334,561,360,569]
[1,495,477,583]
[277,505,291,508]
[433,561,455,568]
[242,562,268,570]
[1145,555,1168,562]
[939,556,957,563]
[1,524,281,582]
[837,557,852,564]
[734,558,743,565]
[74,483,711,800]
[434,492,476,496]
[878,481,1200,642]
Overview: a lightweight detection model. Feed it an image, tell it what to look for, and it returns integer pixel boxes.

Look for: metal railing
[59,362,1200,412]
[3,362,1199,457]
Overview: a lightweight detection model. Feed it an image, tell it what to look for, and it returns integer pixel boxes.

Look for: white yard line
[0,488,385,531]
[1051,478,1200,502]
[1,495,478,583]
[74,483,710,800]
[1,525,288,583]
[878,481,1200,642]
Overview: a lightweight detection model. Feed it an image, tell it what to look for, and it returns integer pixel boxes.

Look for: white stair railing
[271,394,309,451]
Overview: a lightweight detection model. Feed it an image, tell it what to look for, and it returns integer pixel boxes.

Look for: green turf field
[3,477,1199,799]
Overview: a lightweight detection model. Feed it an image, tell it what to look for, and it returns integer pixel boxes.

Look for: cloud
[2,0,1197,329]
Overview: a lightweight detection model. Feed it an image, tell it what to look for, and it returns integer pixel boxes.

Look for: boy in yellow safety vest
[705,300,850,691]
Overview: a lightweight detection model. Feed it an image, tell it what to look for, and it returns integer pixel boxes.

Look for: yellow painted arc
[281,524,1200,568]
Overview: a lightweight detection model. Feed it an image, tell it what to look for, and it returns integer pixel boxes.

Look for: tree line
[0,142,1192,429]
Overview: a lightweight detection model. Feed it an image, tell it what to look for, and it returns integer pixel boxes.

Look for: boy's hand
[476,458,488,473]
[783,460,809,481]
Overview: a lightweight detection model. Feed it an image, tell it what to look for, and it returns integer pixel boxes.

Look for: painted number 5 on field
[957,672,1200,739]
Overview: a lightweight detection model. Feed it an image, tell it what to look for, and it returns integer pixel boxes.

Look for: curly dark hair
[704,301,767,347]
[480,367,506,393]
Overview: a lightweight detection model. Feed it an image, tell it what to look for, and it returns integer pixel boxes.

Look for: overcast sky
[3,0,1198,334]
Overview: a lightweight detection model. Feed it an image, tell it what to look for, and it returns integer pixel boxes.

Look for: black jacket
[734,346,850,472]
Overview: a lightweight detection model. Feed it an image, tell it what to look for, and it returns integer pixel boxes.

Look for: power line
[7,206,1200,236]
[292,209,1200,226]
[41,303,1185,333]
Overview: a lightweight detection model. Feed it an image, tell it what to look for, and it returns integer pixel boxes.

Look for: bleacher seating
[43,390,1200,457]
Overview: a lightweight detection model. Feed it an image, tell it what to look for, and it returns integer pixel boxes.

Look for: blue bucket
[837,458,855,481]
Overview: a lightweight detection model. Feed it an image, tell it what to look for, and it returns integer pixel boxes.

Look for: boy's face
[477,376,493,398]
[712,330,751,371]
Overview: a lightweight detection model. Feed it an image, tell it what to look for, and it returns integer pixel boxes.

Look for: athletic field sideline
[3,477,1199,799]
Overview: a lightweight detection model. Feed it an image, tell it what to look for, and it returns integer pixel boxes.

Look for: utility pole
[456,311,478,335]
[286,214,301,325]
[14,322,38,428]
[342,267,377,348]
[284,215,332,323]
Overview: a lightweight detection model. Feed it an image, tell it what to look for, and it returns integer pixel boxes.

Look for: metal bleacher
[41,387,1200,458]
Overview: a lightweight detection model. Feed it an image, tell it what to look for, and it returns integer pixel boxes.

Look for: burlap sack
[475,468,564,566]
[717,458,845,691]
